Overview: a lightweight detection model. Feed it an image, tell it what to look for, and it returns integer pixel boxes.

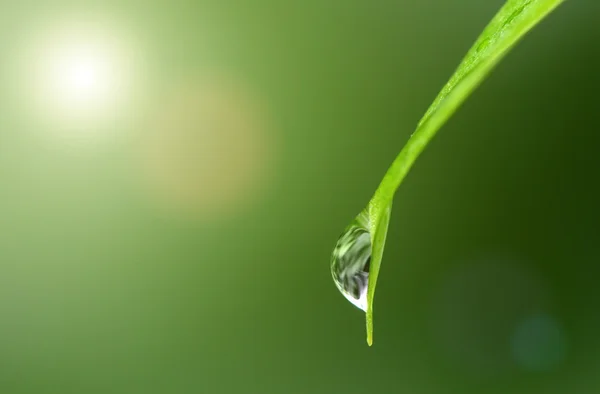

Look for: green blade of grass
[331,0,567,346]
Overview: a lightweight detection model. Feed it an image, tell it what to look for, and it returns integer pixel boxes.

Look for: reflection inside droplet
[330,219,372,312]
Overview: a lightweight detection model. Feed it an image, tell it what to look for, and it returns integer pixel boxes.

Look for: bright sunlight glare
[20,15,140,141]
[48,42,113,110]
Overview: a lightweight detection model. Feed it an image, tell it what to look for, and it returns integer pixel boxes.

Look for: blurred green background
[0,1,599,393]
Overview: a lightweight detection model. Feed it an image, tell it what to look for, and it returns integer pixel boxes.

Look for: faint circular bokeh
[136,74,275,220]
[512,313,566,372]
[428,255,565,379]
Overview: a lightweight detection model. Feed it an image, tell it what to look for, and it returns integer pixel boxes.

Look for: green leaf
[330,0,566,346]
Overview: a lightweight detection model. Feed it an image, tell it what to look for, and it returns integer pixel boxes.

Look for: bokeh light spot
[137,74,275,220]
[512,313,567,371]
[429,255,553,379]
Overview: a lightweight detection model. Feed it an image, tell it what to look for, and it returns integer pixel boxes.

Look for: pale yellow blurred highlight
[137,74,275,220]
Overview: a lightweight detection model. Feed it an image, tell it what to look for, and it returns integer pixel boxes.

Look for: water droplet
[330,220,372,312]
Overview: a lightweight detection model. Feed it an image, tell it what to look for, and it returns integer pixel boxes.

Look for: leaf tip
[366,308,374,346]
